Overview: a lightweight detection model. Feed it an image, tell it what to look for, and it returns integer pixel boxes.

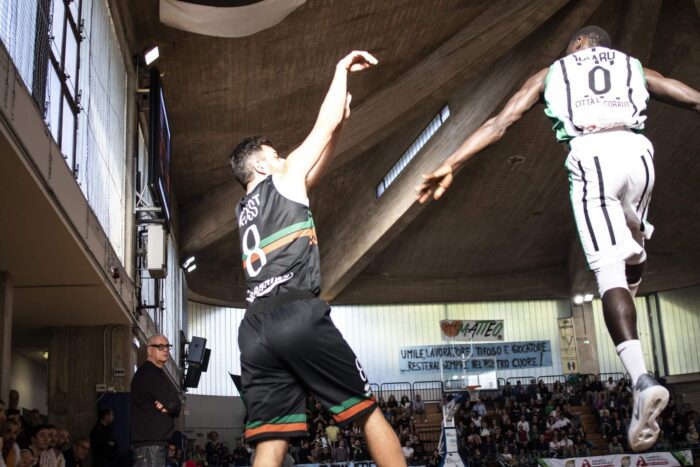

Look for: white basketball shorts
[566,130,655,272]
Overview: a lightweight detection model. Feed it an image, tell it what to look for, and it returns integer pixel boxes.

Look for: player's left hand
[416,164,454,203]
[337,51,378,73]
[154,400,168,413]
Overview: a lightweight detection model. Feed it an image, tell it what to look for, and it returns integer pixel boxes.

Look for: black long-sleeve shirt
[130,361,181,446]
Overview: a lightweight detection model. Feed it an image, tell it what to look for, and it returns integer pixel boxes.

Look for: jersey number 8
[242,224,267,277]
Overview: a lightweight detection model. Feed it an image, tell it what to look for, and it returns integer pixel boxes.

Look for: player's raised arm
[306,92,352,189]
[644,68,700,112]
[416,67,549,204]
[283,51,377,189]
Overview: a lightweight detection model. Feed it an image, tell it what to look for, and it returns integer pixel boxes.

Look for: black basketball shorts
[238,290,377,443]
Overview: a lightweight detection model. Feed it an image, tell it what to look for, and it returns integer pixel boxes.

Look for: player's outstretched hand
[338,51,378,72]
[416,164,454,204]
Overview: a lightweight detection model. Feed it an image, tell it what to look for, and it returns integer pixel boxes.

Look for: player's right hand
[337,51,378,72]
[416,164,454,204]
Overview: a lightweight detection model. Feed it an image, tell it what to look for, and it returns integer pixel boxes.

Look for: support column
[48,326,137,438]
[571,302,600,375]
[0,272,13,401]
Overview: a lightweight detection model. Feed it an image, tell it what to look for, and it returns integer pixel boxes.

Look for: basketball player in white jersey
[417,26,700,452]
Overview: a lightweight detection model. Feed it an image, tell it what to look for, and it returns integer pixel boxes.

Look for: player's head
[566,26,612,54]
[229,136,281,187]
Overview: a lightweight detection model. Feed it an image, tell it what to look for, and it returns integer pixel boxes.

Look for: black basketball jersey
[236,176,321,303]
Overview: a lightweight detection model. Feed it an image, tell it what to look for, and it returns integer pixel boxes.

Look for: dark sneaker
[628,374,669,452]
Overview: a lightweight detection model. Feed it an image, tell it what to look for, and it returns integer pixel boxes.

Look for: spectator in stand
[334,439,349,463]
[573,434,590,457]
[672,424,688,448]
[17,449,35,467]
[55,430,70,454]
[295,440,314,464]
[604,377,616,393]
[473,399,487,418]
[527,379,538,400]
[411,433,425,461]
[498,445,515,466]
[427,449,440,467]
[166,444,178,467]
[609,435,624,454]
[2,420,21,467]
[63,438,89,467]
[90,408,117,467]
[412,394,427,422]
[387,395,400,418]
[46,426,65,467]
[512,381,524,402]
[28,425,55,467]
[191,445,206,467]
[351,439,367,461]
[534,434,550,455]
[516,415,530,434]
[686,424,699,447]
[552,413,572,431]
[502,382,513,400]
[324,419,340,449]
[400,439,414,464]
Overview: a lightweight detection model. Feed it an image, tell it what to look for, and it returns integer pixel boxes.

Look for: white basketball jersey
[543,47,649,142]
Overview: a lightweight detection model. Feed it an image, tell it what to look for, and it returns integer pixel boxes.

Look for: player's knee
[595,262,627,296]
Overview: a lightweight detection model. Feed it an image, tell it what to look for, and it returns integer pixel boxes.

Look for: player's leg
[253,440,289,467]
[568,134,666,451]
[356,407,407,466]
[238,309,308,465]
[276,297,405,466]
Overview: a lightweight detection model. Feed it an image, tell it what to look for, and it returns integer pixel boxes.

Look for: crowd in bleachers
[5,378,697,467]
[1,391,94,467]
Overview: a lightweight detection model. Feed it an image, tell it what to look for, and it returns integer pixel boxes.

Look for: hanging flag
[160,0,306,38]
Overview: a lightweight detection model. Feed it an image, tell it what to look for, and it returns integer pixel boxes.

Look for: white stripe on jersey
[544,47,649,142]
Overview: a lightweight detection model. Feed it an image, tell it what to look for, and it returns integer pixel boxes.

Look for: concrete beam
[320,0,604,301]
[176,0,569,256]
[617,0,662,64]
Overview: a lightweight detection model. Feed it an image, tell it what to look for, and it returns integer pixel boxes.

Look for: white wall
[10,351,48,414]
[591,296,655,377]
[656,286,700,375]
[187,299,576,396]
[184,394,245,448]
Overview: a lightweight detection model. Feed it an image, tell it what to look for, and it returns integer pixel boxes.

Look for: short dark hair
[97,407,112,421]
[570,26,612,48]
[228,136,274,187]
[30,424,50,438]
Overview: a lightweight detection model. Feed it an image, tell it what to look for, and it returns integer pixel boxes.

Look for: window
[45,0,82,171]
[376,105,450,198]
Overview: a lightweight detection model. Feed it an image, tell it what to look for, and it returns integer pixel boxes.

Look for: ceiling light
[186,264,197,273]
[583,294,594,302]
[573,295,584,305]
[144,46,160,66]
[183,256,195,268]
[41,351,49,359]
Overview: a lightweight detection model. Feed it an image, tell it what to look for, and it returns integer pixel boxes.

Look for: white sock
[616,340,647,386]
[628,279,642,298]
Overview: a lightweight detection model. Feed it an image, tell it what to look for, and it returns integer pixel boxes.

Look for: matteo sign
[440,319,504,342]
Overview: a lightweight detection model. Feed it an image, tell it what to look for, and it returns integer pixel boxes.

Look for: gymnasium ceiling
[121,0,700,307]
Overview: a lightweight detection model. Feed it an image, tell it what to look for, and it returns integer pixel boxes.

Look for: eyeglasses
[149,344,173,351]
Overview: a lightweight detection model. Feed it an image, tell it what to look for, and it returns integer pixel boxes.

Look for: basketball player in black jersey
[229,51,406,467]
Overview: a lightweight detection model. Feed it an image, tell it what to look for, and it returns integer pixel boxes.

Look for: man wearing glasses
[131,335,181,467]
